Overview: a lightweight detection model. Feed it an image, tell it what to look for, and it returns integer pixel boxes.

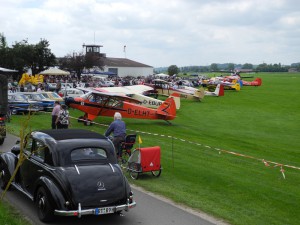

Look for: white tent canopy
[154,73,169,78]
[39,68,70,76]
[0,67,18,72]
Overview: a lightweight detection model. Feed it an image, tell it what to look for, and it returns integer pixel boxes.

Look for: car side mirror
[11,145,21,155]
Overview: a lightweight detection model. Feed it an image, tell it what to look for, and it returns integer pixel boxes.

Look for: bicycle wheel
[129,163,139,180]
[120,152,130,169]
[151,167,162,177]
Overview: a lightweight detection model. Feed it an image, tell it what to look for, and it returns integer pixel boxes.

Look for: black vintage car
[0,129,136,222]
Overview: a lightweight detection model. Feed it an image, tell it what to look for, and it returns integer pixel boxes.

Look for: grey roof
[103,57,153,68]
[36,129,106,141]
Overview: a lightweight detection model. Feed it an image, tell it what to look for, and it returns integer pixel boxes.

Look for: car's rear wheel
[0,161,10,190]
[36,187,55,222]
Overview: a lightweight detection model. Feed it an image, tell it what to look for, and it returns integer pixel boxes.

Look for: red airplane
[242,78,262,86]
[65,89,177,125]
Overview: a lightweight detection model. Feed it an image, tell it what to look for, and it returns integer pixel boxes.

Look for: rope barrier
[68,115,300,179]
[11,110,298,179]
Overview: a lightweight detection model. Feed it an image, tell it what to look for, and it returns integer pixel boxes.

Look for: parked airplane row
[8,75,261,124]
[63,75,262,124]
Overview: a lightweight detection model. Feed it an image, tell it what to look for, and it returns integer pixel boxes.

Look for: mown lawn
[3,72,300,225]
[0,201,31,225]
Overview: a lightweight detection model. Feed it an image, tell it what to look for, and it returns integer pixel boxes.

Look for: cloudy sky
[1,0,299,67]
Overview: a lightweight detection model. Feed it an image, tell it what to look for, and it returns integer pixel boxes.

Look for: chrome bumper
[54,200,136,218]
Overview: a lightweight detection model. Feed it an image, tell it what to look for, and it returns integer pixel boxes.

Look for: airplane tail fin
[157,96,176,120]
[194,87,205,100]
[256,78,262,86]
[215,84,224,96]
[232,82,241,91]
[170,92,181,109]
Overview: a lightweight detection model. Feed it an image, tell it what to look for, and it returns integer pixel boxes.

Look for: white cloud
[0,0,299,67]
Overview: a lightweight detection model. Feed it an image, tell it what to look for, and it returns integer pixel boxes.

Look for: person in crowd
[104,112,126,158]
[56,81,61,93]
[55,104,70,129]
[44,81,49,91]
[51,101,60,129]
[20,84,25,92]
[36,84,42,92]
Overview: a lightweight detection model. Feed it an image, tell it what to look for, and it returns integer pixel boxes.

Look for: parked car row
[58,88,85,98]
[8,92,64,115]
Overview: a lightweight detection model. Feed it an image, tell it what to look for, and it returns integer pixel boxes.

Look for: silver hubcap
[38,196,45,210]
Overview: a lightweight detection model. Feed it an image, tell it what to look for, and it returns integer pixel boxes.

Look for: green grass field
[3,72,300,225]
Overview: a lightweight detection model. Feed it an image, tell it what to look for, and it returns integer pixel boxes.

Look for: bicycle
[118,134,137,168]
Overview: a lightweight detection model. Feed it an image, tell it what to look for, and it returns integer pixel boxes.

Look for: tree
[32,39,56,74]
[168,65,179,76]
[242,63,253,69]
[59,51,104,80]
[227,63,235,71]
[59,52,85,80]
[210,63,219,72]
[0,33,10,67]
[0,34,56,77]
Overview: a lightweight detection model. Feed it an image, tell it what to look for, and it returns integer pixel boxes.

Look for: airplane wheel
[84,119,92,126]
[78,116,84,122]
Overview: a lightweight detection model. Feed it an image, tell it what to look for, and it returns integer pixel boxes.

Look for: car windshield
[14,94,28,101]
[36,93,46,99]
[27,94,43,100]
[51,92,61,98]
[41,93,49,98]
[71,147,108,162]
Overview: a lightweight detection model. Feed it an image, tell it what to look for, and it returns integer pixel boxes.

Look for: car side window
[32,141,45,161]
[24,136,33,153]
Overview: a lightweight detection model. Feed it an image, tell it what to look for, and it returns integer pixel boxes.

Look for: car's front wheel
[0,138,4,145]
[0,161,10,190]
[36,187,55,222]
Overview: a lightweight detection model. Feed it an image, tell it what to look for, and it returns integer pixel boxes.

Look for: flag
[138,135,142,144]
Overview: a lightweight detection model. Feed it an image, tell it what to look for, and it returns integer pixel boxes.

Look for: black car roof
[38,129,106,141]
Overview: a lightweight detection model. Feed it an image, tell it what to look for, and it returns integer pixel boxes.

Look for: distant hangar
[102,57,153,78]
[84,44,153,77]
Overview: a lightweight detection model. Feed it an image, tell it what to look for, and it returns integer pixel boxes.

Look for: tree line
[0,34,102,80]
[165,62,299,75]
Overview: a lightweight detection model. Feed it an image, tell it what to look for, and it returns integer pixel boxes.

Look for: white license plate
[95,206,114,215]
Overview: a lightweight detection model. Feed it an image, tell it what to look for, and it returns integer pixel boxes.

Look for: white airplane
[179,83,224,97]
[94,85,181,109]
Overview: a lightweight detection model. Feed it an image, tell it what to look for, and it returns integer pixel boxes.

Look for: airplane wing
[90,89,141,104]
[123,85,154,94]
[94,87,133,94]
[95,85,154,95]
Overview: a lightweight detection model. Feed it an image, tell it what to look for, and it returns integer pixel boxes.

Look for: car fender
[0,152,18,176]
[35,176,66,210]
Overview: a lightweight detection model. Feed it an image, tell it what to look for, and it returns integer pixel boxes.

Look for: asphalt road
[0,133,228,225]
